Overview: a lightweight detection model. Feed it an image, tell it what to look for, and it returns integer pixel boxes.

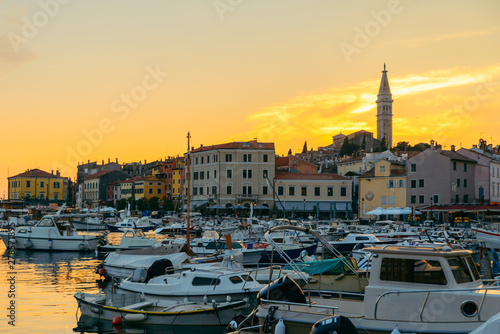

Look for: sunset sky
[1,0,499,198]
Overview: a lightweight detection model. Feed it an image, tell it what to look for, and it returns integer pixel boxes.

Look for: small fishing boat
[74,291,249,326]
[0,214,102,251]
[96,229,159,254]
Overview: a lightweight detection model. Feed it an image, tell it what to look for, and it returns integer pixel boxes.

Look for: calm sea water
[0,233,229,334]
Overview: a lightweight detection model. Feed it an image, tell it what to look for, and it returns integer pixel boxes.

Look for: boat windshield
[38,218,55,227]
[380,258,447,285]
[448,256,480,283]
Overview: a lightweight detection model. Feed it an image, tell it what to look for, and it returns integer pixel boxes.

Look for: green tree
[163,199,175,212]
[136,198,147,212]
[116,198,127,211]
[394,141,411,151]
[302,141,308,153]
[148,197,160,211]
[339,137,360,156]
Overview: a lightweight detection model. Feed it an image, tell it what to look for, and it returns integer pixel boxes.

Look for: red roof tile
[275,172,349,180]
[191,140,275,153]
[9,169,66,179]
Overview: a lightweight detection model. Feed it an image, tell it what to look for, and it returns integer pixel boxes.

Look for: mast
[186,132,191,251]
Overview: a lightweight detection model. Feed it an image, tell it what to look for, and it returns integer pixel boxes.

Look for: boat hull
[0,233,101,251]
[75,292,247,326]
[259,243,317,264]
[472,227,500,249]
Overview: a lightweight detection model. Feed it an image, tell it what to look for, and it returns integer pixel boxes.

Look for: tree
[361,133,366,150]
[148,197,160,211]
[116,198,127,211]
[394,141,411,151]
[376,136,388,152]
[163,199,175,212]
[339,137,360,157]
[136,198,147,212]
[302,141,308,153]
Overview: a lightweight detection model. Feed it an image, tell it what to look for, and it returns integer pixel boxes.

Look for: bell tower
[376,63,393,149]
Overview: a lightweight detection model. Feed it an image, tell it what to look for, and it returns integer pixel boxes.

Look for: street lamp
[303,198,306,219]
[362,198,365,220]
[430,196,433,228]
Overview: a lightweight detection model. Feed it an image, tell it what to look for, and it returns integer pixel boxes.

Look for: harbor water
[0,236,229,334]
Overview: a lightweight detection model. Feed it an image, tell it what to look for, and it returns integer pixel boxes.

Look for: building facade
[82,170,130,207]
[274,172,353,218]
[188,140,275,209]
[358,160,406,218]
[8,169,68,202]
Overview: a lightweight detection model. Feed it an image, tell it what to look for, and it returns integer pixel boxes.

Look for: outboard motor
[310,315,359,334]
[257,274,306,304]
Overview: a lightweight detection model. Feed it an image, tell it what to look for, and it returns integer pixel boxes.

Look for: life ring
[256,243,269,249]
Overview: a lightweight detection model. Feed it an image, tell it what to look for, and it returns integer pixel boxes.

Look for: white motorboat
[96,229,159,254]
[115,265,265,306]
[0,214,102,251]
[253,244,500,334]
[97,245,189,279]
[75,291,249,326]
[108,217,153,232]
[327,233,384,253]
[472,225,500,249]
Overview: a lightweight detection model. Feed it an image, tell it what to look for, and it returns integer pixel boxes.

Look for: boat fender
[78,243,86,251]
[274,318,285,334]
[24,239,33,249]
[227,319,238,331]
[112,316,122,325]
[123,313,147,322]
[310,315,359,334]
[391,325,401,334]
[90,306,102,314]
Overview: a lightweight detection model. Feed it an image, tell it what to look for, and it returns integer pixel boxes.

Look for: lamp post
[303,198,306,219]
[430,196,433,228]
[362,198,365,220]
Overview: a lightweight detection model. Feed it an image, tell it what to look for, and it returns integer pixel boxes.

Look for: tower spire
[376,64,393,149]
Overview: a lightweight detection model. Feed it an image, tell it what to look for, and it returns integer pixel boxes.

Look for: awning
[277,201,351,212]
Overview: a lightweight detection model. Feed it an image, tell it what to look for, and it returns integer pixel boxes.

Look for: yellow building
[8,169,68,202]
[358,160,407,219]
[171,158,185,200]
[120,176,165,201]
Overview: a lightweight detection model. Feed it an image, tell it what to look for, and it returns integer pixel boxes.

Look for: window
[327,187,333,197]
[206,171,210,179]
[263,186,268,195]
[464,163,468,172]
[278,186,284,196]
[199,187,204,195]
[411,180,417,188]
[243,154,252,162]
[200,171,204,180]
[419,179,425,187]
[411,163,416,172]
[157,189,161,194]
[411,195,416,204]
[314,187,320,196]
[389,196,395,205]
[397,180,405,188]
[289,186,295,196]
[340,187,347,197]
[243,170,247,178]
[214,170,217,178]
[194,172,199,180]
[201,157,204,164]
[227,170,232,178]
[433,194,439,204]
[53,182,60,189]
[195,157,198,165]
[40,181,45,188]
[464,179,467,188]
[456,195,459,203]
[54,193,58,201]
[247,186,252,195]
[453,161,457,170]
[243,169,252,179]
[448,257,479,283]
[463,194,469,203]
[457,178,461,187]
[192,277,221,286]
[380,258,447,285]
[263,170,268,179]
[380,165,386,172]
[301,186,307,196]
[226,185,232,195]
[263,154,268,162]
[381,196,387,205]
[225,154,232,162]
[242,186,247,195]
[193,188,198,195]
[149,188,153,194]
[387,180,395,188]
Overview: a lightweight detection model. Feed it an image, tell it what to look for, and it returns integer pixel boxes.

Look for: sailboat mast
[186,132,191,251]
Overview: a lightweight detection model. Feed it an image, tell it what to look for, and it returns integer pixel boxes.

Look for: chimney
[145,160,147,164]
[108,158,110,163]
[451,145,455,152]
[56,170,60,176]
[51,170,54,175]
[116,158,118,163]
[88,160,90,164]
[102,160,104,165]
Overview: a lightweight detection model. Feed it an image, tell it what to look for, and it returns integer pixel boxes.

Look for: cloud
[244,65,500,152]
[387,26,500,48]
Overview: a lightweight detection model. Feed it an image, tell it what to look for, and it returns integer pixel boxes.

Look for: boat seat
[123,301,156,310]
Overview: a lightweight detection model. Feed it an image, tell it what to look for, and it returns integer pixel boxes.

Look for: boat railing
[259,298,339,314]
[373,285,500,321]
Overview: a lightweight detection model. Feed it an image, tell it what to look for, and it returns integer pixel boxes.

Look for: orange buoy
[112,316,122,325]
[98,268,106,276]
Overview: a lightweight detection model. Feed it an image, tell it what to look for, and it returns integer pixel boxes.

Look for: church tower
[376,63,393,149]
